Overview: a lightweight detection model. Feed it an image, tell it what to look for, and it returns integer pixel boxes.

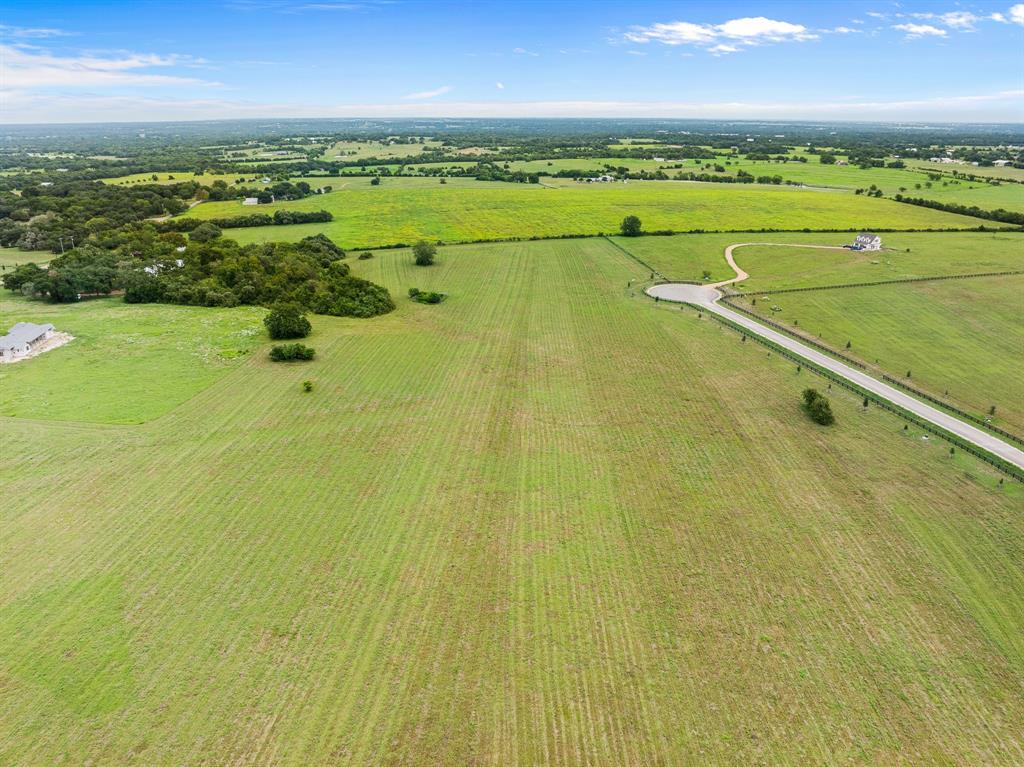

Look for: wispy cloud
[1010,4,1024,24]
[401,84,452,100]
[0,44,218,88]
[893,23,947,38]
[495,81,505,89]
[512,47,539,56]
[624,15,816,54]
[0,24,73,39]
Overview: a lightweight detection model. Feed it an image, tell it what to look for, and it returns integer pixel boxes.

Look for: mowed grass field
[731,275,1024,434]
[180,181,995,249]
[1,238,1023,765]
[0,296,264,423]
[619,231,1024,288]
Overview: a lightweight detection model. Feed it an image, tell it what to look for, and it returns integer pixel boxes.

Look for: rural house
[242,197,259,205]
[0,322,54,361]
[852,232,882,251]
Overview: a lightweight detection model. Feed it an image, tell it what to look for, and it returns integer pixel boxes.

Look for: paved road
[646,245,1024,471]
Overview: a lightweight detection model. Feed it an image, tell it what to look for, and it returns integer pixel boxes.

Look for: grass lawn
[733,275,1024,433]
[180,181,995,249]
[0,247,44,269]
[0,238,1021,764]
[0,296,264,424]
[321,139,442,161]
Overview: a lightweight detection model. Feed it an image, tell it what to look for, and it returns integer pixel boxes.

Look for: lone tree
[413,240,436,266]
[620,215,642,237]
[802,388,835,426]
[264,302,312,340]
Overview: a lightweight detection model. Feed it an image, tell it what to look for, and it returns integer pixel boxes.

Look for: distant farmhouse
[851,232,882,251]
[242,197,260,205]
[0,322,55,361]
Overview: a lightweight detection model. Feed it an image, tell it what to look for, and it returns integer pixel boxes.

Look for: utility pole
[58,237,65,254]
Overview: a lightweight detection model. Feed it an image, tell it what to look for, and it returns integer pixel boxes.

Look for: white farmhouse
[242,197,259,205]
[852,232,882,251]
[0,322,54,361]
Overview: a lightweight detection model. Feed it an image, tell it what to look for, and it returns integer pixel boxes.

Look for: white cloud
[0,44,217,88]
[830,26,859,34]
[1010,4,1024,24]
[893,23,947,38]
[865,11,888,19]
[937,11,980,28]
[512,47,539,56]
[625,49,647,56]
[4,90,1022,124]
[495,81,504,89]
[624,15,815,53]
[990,12,1007,22]
[401,84,452,100]
[625,21,718,45]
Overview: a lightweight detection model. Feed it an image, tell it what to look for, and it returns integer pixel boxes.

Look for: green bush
[620,215,642,237]
[802,388,835,425]
[264,303,312,339]
[269,343,316,362]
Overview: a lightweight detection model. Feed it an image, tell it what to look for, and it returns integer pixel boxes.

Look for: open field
[1,238,1021,764]
[0,246,43,268]
[905,159,1024,183]
[180,182,996,249]
[0,296,264,424]
[620,231,1024,289]
[101,172,273,186]
[730,275,1024,434]
[321,139,442,161]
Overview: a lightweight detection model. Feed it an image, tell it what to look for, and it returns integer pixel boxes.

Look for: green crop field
[0,296,264,424]
[179,182,996,249]
[730,275,1024,434]
[905,158,1024,183]
[1,238,1021,765]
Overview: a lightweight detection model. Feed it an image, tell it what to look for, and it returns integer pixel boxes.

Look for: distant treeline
[893,195,1024,226]
[162,209,333,232]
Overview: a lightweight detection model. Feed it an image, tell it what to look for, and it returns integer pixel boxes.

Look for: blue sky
[1,0,1022,123]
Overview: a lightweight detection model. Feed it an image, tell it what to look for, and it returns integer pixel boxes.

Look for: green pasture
[732,275,1024,433]
[1,237,1021,764]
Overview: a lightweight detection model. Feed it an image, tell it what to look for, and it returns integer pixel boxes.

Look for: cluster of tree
[4,228,395,318]
[802,388,835,425]
[620,216,642,236]
[0,179,198,252]
[161,210,333,232]
[269,343,316,361]
[472,163,541,183]
[892,196,1024,226]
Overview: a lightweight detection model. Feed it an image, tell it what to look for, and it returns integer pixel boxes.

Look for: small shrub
[302,380,313,392]
[408,287,420,298]
[357,252,374,260]
[269,343,316,362]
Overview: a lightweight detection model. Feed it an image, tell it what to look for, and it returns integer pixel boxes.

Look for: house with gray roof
[0,322,55,360]
[852,232,882,251]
